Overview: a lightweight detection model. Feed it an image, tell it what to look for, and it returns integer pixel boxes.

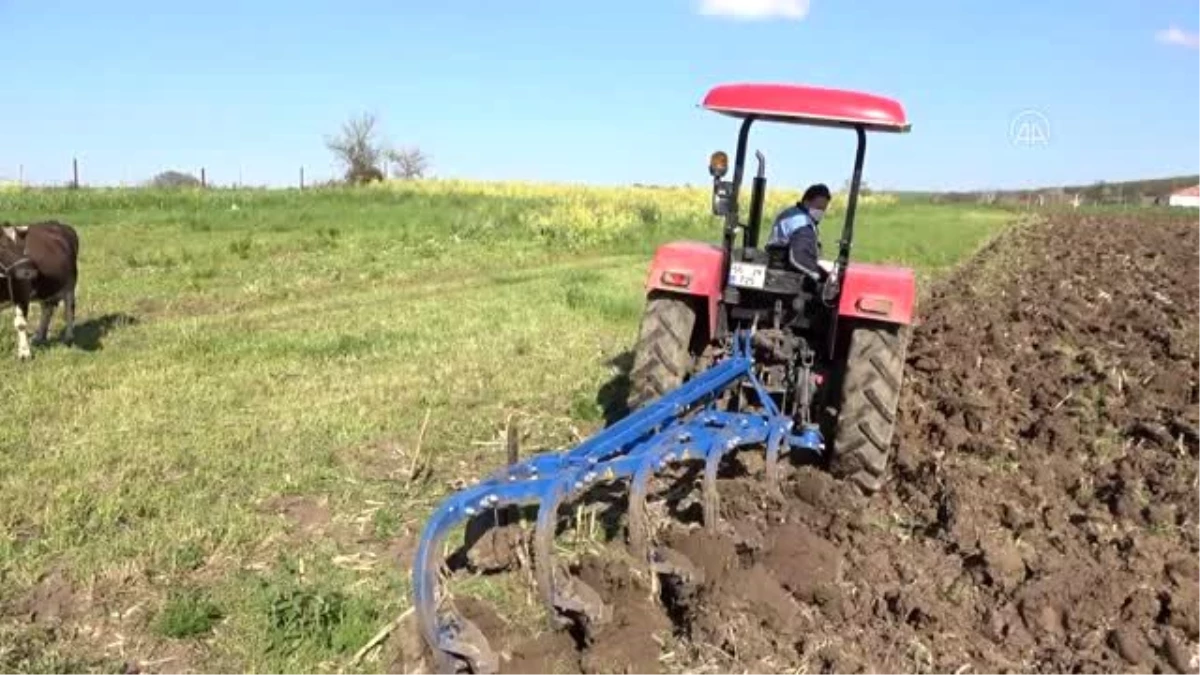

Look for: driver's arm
[787,222,823,279]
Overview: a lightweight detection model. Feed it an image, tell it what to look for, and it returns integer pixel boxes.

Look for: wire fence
[0,158,339,190]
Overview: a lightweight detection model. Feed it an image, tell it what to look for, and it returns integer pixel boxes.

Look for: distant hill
[895,174,1200,206]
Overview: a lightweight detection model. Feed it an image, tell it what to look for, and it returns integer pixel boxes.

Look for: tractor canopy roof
[701,83,910,133]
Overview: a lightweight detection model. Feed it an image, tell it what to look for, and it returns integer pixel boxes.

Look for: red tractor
[626,82,916,493]
[410,84,919,673]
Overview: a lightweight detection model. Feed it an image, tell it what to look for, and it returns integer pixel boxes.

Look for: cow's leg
[62,288,76,344]
[34,300,56,345]
[13,303,31,360]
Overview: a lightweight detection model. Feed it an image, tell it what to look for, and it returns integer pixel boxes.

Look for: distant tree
[325,112,430,185]
[387,146,430,180]
[325,112,388,184]
[149,170,202,188]
[841,177,872,196]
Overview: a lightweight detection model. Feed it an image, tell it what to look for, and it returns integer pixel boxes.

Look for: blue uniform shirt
[767,204,819,248]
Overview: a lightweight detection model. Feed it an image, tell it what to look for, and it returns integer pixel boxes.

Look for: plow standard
[414,332,817,672]
[412,82,919,673]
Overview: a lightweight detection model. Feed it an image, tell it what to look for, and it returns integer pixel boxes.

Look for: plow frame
[412,330,824,673]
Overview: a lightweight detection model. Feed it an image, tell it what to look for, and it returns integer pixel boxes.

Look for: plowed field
[406,210,1200,674]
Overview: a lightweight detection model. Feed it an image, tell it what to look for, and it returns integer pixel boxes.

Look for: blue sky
[2,0,1197,191]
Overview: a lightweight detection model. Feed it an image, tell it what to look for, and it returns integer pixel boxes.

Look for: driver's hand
[821,271,839,302]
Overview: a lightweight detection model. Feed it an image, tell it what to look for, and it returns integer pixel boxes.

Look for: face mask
[808,208,825,224]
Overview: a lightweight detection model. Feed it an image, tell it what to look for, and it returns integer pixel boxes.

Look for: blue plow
[411,330,825,673]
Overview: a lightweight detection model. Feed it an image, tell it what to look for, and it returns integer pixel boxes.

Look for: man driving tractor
[767,183,831,278]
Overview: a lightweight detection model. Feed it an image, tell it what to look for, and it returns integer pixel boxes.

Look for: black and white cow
[0,221,79,360]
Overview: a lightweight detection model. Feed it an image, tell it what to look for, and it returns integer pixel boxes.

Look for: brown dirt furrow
[411,210,1199,674]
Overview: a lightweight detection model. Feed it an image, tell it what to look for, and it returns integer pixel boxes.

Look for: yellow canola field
[367,178,896,239]
[0,177,897,249]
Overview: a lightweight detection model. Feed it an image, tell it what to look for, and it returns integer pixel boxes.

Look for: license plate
[728,261,767,289]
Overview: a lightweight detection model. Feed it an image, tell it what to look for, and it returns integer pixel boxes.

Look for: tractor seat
[765,243,792,271]
[764,242,827,294]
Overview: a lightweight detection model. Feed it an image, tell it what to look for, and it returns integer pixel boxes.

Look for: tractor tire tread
[830,323,910,494]
[626,294,697,412]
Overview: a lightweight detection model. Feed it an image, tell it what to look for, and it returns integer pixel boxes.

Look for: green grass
[0,185,1016,672]
[155,588,224,639]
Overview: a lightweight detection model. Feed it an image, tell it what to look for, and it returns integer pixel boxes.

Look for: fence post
[201,167,207,188]
[72,157,79,189]
[300,166,305,191]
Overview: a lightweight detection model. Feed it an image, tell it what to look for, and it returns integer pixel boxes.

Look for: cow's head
[0,224,37,281]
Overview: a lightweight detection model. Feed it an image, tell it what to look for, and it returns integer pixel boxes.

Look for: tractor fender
[643,240,724,338]
[836,262,917,325]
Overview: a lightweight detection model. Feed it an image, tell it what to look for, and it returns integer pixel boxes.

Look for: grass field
[0,181,1017,672]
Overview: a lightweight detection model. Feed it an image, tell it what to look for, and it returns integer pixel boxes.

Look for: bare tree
[325,112,430,185]
[387,146,430,180]
[325,112,388,184]
[841,177,872,195]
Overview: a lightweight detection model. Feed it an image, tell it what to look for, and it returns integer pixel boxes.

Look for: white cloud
[1155,26,1200,49]
[698,0,810,21]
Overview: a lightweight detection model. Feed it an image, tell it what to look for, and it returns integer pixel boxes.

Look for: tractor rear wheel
[829,322,910,494]
[626,291,699,412]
